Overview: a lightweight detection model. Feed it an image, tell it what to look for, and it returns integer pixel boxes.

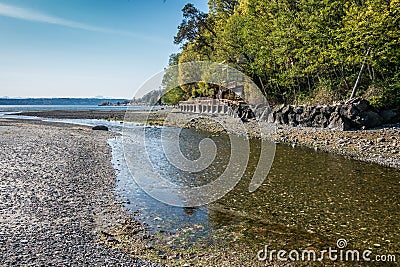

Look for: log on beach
[0,119,153,266]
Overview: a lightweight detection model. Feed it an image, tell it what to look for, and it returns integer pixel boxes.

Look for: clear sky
[0,0,208,98]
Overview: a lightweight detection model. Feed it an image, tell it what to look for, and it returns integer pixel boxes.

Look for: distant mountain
[0,98,130,106]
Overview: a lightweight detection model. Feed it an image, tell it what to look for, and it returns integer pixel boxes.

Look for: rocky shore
[16,110,128,120]
[0,118,155,266]
[267,98,399,130]
[140,110,400,169]
[5,110,399,266]
[12,109,400,169]
[16,109,168,125]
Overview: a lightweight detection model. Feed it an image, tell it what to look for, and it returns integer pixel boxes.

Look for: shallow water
[111,124,400,259]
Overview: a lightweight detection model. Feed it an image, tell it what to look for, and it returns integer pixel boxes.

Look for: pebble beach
[0,118,155,266]
[14,109,400,169]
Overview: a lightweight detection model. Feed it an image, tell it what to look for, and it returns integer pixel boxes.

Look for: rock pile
[266,98,399,130]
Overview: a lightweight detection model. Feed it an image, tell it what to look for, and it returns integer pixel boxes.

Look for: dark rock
[352,98,370,111]
[340,104,360,120]
[282,105,293,116]
[288,112,298,126]
[294,106,304,114]
[253,105,271,121]
[313,113,329,128]
[364,111,384,128]
[92,125,109,131]
[328,112,351,130]
[334,105,342,113]
[275,112,285,124]
[274,105,292,124]
[268,98,387,130]
[321,106,335,114]
[380,109,398,123]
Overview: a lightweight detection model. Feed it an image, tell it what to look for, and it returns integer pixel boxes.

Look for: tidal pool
[110,124,399,264]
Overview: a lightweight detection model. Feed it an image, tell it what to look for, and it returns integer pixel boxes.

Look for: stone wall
[265,98,399,130]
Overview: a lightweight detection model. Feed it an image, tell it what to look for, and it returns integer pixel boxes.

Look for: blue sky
[0,0,208,98]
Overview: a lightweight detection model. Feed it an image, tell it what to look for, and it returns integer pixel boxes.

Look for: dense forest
[163,0,400,109]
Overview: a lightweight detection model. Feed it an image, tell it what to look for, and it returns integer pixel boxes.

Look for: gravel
[157,111,400,169]
[0,119,156,266]
[13,109,400,169]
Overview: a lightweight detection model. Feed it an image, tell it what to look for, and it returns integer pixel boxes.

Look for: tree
[165,0,400,108]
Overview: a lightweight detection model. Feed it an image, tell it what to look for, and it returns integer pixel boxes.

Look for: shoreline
[0,117,284,266]
[3,112,399,266]
[163,111,400,169]
[0,118,154,266]
[12,109,400,169]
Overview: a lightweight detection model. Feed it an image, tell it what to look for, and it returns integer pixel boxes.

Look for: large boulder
[273,105,290,124]
[339,99,384,129]
[348,97,370,112]
[380,109,398,123]
[363,111,384,128]
[328,112,351,130]
[340,104,360,121]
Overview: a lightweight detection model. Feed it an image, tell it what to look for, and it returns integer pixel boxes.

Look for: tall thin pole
[350,47,371,100]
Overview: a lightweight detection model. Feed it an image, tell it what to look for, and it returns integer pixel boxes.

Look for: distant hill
[0,98,130,106]
[131,90,162,105]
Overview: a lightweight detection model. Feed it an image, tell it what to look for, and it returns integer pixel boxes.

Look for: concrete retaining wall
[179,99,230,115]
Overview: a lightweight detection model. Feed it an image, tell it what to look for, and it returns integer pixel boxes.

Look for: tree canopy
[165,0,400,109]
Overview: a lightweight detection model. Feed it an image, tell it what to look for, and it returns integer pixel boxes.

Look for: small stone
[92,125,108,131]
[377,137,385,143]
[373,243,381,247]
